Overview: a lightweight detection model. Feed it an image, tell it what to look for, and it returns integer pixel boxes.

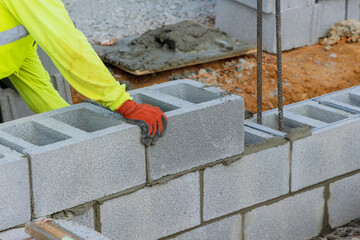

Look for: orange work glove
[116,100,168,146]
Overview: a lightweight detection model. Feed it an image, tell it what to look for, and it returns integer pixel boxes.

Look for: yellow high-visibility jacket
[0,0,131,113]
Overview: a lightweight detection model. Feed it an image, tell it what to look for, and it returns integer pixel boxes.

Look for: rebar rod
[257,0,263,124]
[276,0,284,131]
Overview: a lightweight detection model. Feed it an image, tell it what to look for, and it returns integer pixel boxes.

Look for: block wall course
[204,143,289,221]
[244,187,324,240]
[317,0,347,37]
[101,172,200,240]
[0,145,30,231]
[168,214,242,240]
[233,0,315,14]
[0,103,146,217]
[291,117,360,191]
[346,0,360,20]
[128,80,244,180]
[328,173,360,228]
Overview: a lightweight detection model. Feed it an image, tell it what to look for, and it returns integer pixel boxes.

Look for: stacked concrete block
[244,187,324,240]
[203,142,289,221]
[0,103,146,217]
[169,214,242,240]
[101,172,200,240]
[328,173,360,228]
[245,100,356,135]
[216,0,359,53]
[0,144,30,231]
[127,79,244,180]
[315,85,360,113]
[291,117,360,191]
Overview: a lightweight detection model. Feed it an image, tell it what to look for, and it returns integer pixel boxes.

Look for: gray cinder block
[245,100,355,135]
[216,0,319,53]
[291,117,360,191]
[101,172,200,240]
[328,173,360,228]
[244,187,324,240]
[346,0,360,20]
[0,144,30,231]
[315,85,360,114]
[168,214,242,240]
[203,143,289,221]
[233,0,315,14]
[127,80,244,180]
[317,0,347,37]
[0,103,146,217]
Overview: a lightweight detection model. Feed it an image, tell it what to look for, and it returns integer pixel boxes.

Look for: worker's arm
[3,0,129,111]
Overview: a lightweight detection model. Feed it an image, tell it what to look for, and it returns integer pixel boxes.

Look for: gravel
[62,0,215,43]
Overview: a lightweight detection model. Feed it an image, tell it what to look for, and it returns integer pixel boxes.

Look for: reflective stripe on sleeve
[0,25,29,46]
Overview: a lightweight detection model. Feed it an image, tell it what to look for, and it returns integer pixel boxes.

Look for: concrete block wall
[215,0,360,53]
[0,80,359,240]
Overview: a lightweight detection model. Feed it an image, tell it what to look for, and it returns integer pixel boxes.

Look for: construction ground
[0,0,359,239]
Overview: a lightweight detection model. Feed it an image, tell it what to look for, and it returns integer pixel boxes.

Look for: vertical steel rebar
[276,0,284,131]
[257,0,263,124]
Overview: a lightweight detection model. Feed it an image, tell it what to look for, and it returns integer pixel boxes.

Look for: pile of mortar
[93,21,255,74]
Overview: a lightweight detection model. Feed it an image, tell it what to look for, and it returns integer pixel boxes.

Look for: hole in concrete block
[0,154,4,159]
[132,94,179,112]
[3,122,70,146]
[52,108,123,133]
[332,93,360,107]
[289,105,347,123]
[158,83,221,104]
[245,132,269,145]
[259,114,310,133]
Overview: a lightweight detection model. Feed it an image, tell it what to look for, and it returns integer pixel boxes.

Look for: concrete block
[0,228,31,240]
[315,85,360,114]
[0,87,35,122]
[244,187,324,240]
[50,74,73,104]
[53,204,95,230]
[37,46,60,76]
[169,214,242,240]
[128,80,244,180]
[0,103,146,217]
[216,0,319,53]
[56,220,111,240]
[0,144,30,231]
[101,172,200,240]
[346,0,360,20]
[204,143,289,221]
[292,117,360,191]
[246,100,355,135]
[233,0,315,14]
[244,126,273,146]
[317,0,347,37]
[328,173,360,228]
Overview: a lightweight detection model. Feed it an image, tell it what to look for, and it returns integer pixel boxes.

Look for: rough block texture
[0,145,30,231]
[328,173,360,228]
[347,0,360,20]
[128,80,244,180]
[233,0,315,14]
[101,172,200,240]
[0,228,31,240]
[216,0,319,53]
[204,143,289,221]
[315,86,360,114]
[0,103,146,217]
[244,187,324,240]
[169,214,242,240]
[317,0,347,37]
[292,118,360,191]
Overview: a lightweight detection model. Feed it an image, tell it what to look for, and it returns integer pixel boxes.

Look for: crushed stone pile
[321,20,360,50]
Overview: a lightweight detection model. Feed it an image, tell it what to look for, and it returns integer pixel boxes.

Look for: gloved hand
[116,100,168,146]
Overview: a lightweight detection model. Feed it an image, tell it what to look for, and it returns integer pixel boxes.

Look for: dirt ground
[71,41,360,113]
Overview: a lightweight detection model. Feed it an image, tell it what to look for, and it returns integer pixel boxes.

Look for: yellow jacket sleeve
[2,0,131,111]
